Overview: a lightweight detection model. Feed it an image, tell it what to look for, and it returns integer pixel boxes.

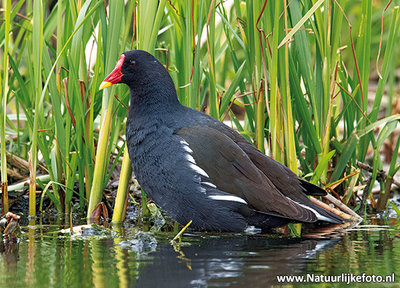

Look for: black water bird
[99,50,343,232]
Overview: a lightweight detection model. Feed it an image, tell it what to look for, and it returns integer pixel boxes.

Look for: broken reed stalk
[323,193,362,220]
[6,151,29,173]
[310,195,362,222]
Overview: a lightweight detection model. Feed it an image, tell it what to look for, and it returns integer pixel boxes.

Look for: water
[1,218,399,288]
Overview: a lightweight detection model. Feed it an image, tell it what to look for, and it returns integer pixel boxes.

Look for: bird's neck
[128,78,181,117]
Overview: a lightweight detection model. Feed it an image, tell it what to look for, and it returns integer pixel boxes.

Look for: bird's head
[99,50,167,90]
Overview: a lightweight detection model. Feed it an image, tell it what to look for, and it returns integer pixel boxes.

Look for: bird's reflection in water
[135,234,341,288]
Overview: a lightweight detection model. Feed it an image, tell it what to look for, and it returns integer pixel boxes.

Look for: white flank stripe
[209,195,247,205]
[185,154,196,164]
[180,139,193,153]
[189,163,209,178]
[295,202,333,222]
[202,182,217,188]
[180,139,209,178]
[285,197,333,222]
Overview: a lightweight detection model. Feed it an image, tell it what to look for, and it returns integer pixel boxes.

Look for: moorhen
[99,50,343,232]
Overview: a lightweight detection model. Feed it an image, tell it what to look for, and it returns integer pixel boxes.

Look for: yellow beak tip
[99,81,113,90]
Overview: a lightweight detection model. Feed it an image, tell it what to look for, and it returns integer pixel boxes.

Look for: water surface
[1,218,399,288]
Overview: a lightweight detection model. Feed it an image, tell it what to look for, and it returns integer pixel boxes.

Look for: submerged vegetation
[1,0,400,226]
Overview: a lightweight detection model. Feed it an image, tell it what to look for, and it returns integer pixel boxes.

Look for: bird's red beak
[99,54,125,90]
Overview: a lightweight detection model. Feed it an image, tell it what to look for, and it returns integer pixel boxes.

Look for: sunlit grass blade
[112,146,132,223]
[1,0,11,215]
[311,150,336,185]
[219,61,246,118]
[206,0,219,119]
[28,0,44,217]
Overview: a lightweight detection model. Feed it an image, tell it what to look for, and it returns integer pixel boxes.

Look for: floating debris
[118,231,157,253]
[58,224,117,239]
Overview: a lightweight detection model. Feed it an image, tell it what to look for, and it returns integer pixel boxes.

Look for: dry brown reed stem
[323,193,363,220]
[309,196,359,222]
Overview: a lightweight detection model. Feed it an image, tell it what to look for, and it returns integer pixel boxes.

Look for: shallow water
[1,218,399,288]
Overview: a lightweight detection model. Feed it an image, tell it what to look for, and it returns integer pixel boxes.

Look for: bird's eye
[129,60,136,66]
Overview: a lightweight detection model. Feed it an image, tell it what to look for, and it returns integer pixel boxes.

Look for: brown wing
[235,141,325,202]
[175,126,317,222]
[204,120,326,198]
